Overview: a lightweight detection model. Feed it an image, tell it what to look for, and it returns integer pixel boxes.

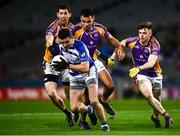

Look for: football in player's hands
[51,55,69,71]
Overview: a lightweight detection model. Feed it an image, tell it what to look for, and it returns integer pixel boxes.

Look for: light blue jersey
[58,39,94,76]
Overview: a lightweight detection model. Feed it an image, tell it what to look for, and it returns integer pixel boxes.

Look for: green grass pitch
[0,99,179,135]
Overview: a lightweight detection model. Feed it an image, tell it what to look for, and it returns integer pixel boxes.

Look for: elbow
[148,62,155,68]
[82,67,89,73]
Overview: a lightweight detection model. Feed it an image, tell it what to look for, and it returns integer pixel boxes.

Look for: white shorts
[136,74,163,90]
[69,65,98,90]
[94,59,105,73]
[43,61,69,83]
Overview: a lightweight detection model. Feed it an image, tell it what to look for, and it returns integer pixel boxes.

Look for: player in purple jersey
[42,4,75,127]
[72,9,125,123]
[119,22,173,128]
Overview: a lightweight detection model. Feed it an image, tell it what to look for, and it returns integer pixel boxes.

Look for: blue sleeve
[74,40,89,62]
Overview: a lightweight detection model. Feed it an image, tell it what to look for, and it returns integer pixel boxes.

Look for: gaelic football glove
[52,56,69,71]
[129,67,140,78]
[106,58,115,66]
[48,46,56,57]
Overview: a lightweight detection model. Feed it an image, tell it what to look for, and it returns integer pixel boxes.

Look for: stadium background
[0,0,180,100]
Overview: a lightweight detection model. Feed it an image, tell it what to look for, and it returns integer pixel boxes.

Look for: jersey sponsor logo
[134,45,140,49]
[140,55,143,59]
[92,31,99,37]
[80,52,86,58]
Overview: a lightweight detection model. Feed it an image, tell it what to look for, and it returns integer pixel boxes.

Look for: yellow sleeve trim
[95,26,105,37]
[74,29,84,39]
[128,41,137,49]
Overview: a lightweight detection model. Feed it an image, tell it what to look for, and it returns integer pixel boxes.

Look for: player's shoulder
[74,39,84,46]
[94,22,107,29]
[126,36,139,43]
[149,36,160,46]
[73,22,82,30]
[47,18,59,29]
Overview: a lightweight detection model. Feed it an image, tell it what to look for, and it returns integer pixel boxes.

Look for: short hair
[80,8,94,17]
[58,29,72,39]
[57,4,71,13]
[138,22,152,30]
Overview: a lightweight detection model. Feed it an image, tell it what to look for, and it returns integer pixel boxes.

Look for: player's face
[57,9,71,25]
[138,28,152,44]
[80,16,94,31]
[59,37,73,48]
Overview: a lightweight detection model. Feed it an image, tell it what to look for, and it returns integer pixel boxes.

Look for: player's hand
[106,58,115,66]
[52,56,69,71]
[116,47,125,60]
[129,67,140,77]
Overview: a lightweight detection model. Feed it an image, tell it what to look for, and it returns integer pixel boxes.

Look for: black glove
[99,53,109,64]
[48,46,56,57]
[52,56,69,71]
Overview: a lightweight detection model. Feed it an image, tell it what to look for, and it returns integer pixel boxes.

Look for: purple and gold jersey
[125,36,162,77]
[72,22,110,59]
[43,18,74,63]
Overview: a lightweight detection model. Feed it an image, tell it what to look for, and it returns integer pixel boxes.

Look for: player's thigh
[70,89,84,107]
[152,77,162,99]
[87,84,99,103]
[138,79,153,98]
[44,74,59,94]
[94,60,114,87]
[63,85,70,99]
[99,69,114,87]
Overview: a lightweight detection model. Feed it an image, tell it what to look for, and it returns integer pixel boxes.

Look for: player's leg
[44,77,74,127]
[95,60,115,116]
[87,83,110,131]
[86,65,110,131]
[78,88,97,129]
[69,76,95,128]
[138,78,173,127]
[78,90,91,130]
[152,77,173,128]
[43,63,73,127]
[61,70,70,99]
[151,89,162,128]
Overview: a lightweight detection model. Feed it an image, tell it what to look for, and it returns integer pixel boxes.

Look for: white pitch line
[0,112,61,117]
[0,109,179,117]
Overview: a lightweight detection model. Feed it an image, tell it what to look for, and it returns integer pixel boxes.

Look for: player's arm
[45,34,54,48]
[139,54,158,70]
[51,56,89,72]
[45,34,57,56]
[106,34,125,60]
[95,49,115,66]
[129,54,158,78]
[69,61,89,73]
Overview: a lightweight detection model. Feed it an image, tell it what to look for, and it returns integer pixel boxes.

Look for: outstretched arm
[106,34,125,60]
[95,49,115,66]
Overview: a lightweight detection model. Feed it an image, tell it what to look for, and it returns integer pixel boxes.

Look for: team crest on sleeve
[80,52,86,58]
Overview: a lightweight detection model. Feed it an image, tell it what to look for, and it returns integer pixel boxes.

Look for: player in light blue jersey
[52,29,110,131]
[119,22,173,128]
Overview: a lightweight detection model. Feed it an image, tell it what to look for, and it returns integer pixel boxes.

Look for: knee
[90,100,99,108]
[144,93,154,100]
[70,103,79,112]
[48,91,57,99]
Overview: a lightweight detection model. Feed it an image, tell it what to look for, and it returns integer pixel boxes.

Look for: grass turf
[0,99,179,135]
